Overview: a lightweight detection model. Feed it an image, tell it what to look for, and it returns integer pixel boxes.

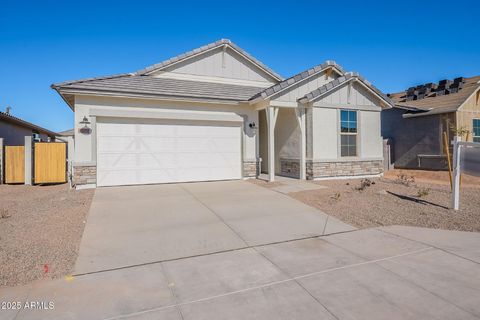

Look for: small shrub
[355,178,373,191]
[330,192,341,201]
[417,187,430,198]
[1,208,11,219]
[395,172,415,187]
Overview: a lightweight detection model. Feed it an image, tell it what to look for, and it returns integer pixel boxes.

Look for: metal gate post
[451,136,461,210]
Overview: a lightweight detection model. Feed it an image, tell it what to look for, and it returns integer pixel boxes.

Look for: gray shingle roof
[249,61,345,101]
[52,75,265,102]
[298,72,394,107]
[0,111,58,136]
[135,39,283,81]
[57,128,74,136]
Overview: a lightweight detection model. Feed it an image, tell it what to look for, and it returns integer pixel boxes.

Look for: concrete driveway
[74,180,353,274]
[3,181,480,320]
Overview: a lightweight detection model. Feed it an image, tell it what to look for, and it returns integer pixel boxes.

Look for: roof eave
[52,85,75,110]
[54,88,249,105]
[402,107,458,118]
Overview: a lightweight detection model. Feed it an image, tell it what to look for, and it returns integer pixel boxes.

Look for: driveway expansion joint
[71,228,359,278]
[379,228,480,266]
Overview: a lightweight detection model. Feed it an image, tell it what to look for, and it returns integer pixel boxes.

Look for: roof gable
[136,39,282,84]
[249,61,345,102]
[299,72,393,109]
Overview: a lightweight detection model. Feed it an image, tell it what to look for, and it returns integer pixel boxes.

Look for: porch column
[295,106,306,180]
[265,106,278,182]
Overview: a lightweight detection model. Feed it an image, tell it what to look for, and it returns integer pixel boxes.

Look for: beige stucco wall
[73,95,258,165]
[274,108,300,174]
[309,107,383,161]
[311,108,338,160]
[359,110,383,158]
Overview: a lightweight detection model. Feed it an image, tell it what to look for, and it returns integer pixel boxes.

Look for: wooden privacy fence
[2,141,67,184]
[5,146,25,183]
[34,142,67,184]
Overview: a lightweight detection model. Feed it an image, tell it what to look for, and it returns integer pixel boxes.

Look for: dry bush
[355,178,373,191]
[1,208,11,219]
[330,192,341,201]
[395,172,415,187]
[417,187,431,198]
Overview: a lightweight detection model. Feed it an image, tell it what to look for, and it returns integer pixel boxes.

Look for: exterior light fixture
[79,116,92,134]
[249,121,257,132]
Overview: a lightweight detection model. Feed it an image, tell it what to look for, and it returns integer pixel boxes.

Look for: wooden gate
[5,146,25,184]
[34,142,67,184]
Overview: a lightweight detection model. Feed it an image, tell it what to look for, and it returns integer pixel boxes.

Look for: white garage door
[96,118,242,187]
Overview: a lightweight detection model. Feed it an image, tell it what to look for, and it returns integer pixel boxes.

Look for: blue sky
[1,0,478,132]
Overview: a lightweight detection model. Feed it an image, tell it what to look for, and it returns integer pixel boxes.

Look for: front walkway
[4,226,480,320]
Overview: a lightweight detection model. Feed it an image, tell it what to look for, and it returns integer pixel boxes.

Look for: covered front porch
[258,104,307,182]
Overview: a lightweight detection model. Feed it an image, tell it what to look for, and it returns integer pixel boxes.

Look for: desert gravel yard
[0,184,93,286]
[287,173,480,232]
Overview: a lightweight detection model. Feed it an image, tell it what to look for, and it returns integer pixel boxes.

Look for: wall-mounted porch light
[79,116,92,134]
[249,121,257,133]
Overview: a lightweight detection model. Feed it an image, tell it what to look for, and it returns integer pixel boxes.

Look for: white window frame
[339,109,358,157]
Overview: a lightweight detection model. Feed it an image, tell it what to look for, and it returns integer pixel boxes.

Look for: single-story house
[0,109,57,146]
[383,76,480,170]
[52,39,393,188]
[55,128,74,142]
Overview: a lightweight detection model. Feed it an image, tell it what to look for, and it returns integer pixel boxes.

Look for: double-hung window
[473,119,480,143]
[340,110,357,157]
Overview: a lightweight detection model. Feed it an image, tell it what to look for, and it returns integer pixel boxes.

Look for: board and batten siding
[151,48,276,85]
[312,81,377,107]
[456,89,480,142]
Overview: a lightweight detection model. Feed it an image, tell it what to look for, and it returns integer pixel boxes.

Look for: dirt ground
[287,171,480,232]
[384,169,480,188]
[0,184,94,286]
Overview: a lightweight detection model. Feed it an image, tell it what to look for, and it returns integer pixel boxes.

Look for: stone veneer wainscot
[243,159,260,178]
[73,165,97,186]
[280,158,383,179]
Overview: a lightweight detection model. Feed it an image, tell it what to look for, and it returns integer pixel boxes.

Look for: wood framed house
[382,76,480,170]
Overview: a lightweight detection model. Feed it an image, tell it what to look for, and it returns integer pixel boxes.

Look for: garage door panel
[98,153,178,169]
[98,137,177,152]
[97,120,242,187]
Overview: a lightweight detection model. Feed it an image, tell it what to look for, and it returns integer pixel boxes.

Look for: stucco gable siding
[313,81,378,107]
[151,47,277,84]
[271,71,340,103]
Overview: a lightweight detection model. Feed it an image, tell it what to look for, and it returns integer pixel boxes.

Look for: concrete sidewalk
[74,181,353,274]
[3,226,480,320]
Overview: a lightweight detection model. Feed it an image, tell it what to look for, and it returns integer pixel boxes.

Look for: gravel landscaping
[0,184,93,286]
[286,173,480,232]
